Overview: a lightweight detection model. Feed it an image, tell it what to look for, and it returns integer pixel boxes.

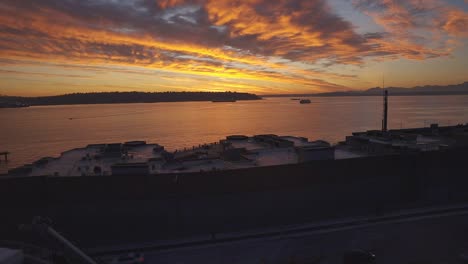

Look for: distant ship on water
[212,99,237,102]
[0,102,30,108]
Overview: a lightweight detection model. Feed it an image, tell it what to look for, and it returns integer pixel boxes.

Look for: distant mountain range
[264,82,468,97]
[0,91,261,107]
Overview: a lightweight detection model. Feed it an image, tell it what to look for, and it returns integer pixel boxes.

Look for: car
[100,252,144,264]
[343,249,376,264]
[458,252,468,263]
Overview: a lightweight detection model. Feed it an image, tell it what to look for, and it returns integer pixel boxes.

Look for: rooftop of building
[7,123,468,177]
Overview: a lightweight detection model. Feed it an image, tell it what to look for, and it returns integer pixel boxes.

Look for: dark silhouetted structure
[382,90,388,132]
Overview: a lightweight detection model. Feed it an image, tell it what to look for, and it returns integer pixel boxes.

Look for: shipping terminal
[2,91,468,263]
[6,91,467,178]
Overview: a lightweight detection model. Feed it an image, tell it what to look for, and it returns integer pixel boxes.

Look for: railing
[19,217,98,264]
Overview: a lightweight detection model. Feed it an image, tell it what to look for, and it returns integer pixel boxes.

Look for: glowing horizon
[0,0,467,96]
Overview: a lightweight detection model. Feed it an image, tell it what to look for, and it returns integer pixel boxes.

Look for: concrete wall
[1,147,467,248]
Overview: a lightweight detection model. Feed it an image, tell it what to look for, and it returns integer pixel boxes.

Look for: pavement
[89,204,468,264]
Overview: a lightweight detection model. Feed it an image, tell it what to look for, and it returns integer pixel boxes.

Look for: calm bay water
[1,95,467,173]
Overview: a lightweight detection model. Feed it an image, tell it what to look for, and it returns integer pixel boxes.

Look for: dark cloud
[0,69,91,78]
[0,0,466,94]
[0,0,378,65]
[1,0,465,64]
[363,32,386,39]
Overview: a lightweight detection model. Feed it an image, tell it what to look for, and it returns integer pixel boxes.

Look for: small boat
[0,102,30,108]
[300,99,311,104]
[211,99,236,103]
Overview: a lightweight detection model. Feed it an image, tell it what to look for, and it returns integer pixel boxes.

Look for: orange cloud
[0,0,362,94]
[353,0,468,59]
[444,10,468,37]
[0,0,466,95]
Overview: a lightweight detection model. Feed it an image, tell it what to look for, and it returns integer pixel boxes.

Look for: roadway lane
[143,207,468,264]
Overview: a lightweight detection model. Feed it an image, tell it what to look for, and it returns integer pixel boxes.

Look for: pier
[0,151,10,162]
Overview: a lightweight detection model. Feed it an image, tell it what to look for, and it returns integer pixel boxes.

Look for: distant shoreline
[1,81,467,107]
[15,100,260,108]
[263,81,468,98]
[0,91,261,108]
[263,91,468,97]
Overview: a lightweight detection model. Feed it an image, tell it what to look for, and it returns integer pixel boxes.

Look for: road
[92,205,468,264]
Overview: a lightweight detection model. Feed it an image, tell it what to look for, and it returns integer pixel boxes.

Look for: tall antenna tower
[381,75,388,132]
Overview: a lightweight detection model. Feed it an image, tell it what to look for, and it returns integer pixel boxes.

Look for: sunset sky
[0,0,467,96]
